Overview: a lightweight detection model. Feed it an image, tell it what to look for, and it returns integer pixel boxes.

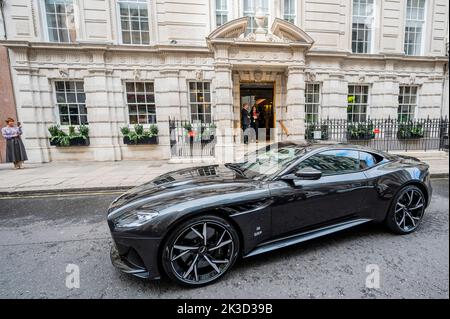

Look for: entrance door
[240,83,275,142]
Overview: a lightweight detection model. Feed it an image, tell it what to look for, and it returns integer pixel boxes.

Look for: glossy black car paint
[107,143,432,280]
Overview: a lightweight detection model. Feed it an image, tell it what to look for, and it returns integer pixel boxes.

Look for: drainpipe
[0,0,7,40]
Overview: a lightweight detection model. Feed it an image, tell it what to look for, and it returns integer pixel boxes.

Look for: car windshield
[230,144,309,180]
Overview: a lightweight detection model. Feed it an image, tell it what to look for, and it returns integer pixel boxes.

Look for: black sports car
[107,142,432,287]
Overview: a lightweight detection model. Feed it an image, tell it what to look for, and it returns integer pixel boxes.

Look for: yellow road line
[0,191,124,200]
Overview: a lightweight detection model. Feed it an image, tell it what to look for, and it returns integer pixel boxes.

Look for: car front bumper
[109,232,163,280]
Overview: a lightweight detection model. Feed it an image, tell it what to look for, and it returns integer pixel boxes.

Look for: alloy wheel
[394,188,425,232]
[169,221,235,285]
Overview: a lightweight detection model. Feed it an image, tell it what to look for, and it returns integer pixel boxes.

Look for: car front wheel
[162,215,240,287]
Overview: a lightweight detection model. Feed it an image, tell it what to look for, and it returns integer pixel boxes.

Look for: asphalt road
[0,180,448,299]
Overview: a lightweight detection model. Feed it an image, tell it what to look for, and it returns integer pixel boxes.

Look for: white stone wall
[2,1,448,56]
[0,1,448,162]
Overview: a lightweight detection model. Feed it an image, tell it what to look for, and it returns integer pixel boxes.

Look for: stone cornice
[307,50,448,63]
[0,40,211,54]
[2,41,446,65]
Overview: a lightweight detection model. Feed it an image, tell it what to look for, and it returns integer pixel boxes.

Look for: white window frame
[53,80,88,126]
[305,83,321,123]
[347,84,370,122]
[404,0,426,56]
[188,81,213,123]
[398,85,419,121]
[116,0,151,45]
[351,0,375,54]
[241,0,271,34]
[41,0,78,43]
[215,0,231,27]
[281,0,296,25]
[124,81,157,125]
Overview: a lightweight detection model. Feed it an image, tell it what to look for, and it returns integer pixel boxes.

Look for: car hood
[108,165,262,216]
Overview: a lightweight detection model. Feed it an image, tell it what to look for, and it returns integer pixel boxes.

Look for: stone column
[443,66,449,118]
[154,68,181,159]
[285,63,306,140]
[321,74,347,119]
[371,75,399,118]
[211,43,234,163]
[9,47,52,163]
[418,78,444,119]
[14,67,52,163]
[213,62,234,163]
[84,49,121,161]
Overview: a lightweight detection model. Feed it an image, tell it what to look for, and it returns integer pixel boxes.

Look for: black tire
[161,215,240,287]
[386,185,426,235]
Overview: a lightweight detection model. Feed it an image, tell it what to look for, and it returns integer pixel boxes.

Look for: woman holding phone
[1,117,28,169]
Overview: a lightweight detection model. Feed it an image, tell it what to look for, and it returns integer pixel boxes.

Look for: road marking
[0,236,111,247]
[0,191,124,200]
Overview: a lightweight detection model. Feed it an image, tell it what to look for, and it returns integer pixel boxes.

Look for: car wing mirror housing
[294,167,322,180]
[280,168,322,187]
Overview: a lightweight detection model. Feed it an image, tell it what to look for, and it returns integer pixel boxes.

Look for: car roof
[276,141,390,156]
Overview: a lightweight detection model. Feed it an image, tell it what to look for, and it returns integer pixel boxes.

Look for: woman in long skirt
[1,117,28,169]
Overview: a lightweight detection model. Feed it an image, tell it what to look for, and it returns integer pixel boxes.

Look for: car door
[269,149,368,237]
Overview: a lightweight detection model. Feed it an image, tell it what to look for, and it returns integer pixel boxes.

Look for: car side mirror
[294,167,322,180]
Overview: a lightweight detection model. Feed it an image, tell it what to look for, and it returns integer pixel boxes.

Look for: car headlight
[114,210,159,229]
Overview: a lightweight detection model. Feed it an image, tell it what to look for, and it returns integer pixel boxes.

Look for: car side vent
[228,201,270,214]
[197,166,217,177]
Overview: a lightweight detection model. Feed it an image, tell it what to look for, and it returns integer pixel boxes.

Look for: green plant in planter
[347,123,375,140]
[78,124,89,139]
[48,124,89,146]
[398,123,424,139]
[134,124,144,136]
[48,125,69,146]
[48,125,61,138]
[410,125,424,138]
[183,123,193,132]
[121,124,159,143]
[68,126,76,137]
[149,124,159,137]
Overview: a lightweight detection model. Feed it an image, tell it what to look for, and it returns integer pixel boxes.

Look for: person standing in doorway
[241,103,251,144]
[250,105,260,142]
[1,118,28,169]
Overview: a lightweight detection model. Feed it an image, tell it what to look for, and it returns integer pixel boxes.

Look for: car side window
[359,151,377,169]
[296,150,360,176]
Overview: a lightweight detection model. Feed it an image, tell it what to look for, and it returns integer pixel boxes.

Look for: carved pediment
[208,17,249,40]
[271,18,314,44]
[207,17,314,47]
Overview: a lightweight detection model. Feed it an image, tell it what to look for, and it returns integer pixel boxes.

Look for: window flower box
[49,137,90,147]
[123,136,158,145]
[120,124,159,145]
[397,124,424,140]
[347,123,375,141]
[48,125,90,147]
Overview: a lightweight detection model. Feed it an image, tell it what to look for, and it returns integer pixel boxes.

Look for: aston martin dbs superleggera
[107,142,432,287]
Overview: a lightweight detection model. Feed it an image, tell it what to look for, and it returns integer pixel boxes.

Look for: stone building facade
[0,0,448,163]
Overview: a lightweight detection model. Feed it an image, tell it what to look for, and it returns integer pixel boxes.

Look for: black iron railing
[306,117,449,152]
[169,118,217,157]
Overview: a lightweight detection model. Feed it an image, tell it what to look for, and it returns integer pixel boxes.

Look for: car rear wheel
[162,215,240,287]
[386,185,426,234]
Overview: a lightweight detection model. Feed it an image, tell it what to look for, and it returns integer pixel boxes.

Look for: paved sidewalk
[0,161,194,195]
[0,151,447,195]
